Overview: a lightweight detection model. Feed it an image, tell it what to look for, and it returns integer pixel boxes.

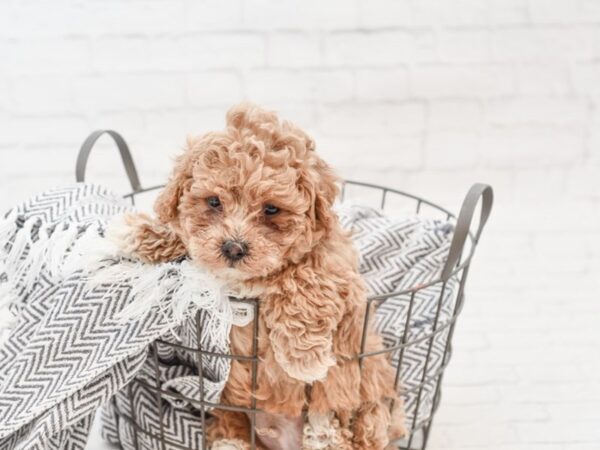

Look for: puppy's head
[155,103,339,281]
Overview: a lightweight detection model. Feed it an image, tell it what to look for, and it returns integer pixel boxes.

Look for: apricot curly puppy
[112,104,406,449]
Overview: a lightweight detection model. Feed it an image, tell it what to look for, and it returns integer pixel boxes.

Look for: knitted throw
[0,184,232,450]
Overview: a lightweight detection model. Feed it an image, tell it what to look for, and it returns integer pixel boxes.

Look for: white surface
[0,1,599,449]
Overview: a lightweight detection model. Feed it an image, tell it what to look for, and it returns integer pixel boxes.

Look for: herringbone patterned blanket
[338,205,456,428]
[0,184,231,450]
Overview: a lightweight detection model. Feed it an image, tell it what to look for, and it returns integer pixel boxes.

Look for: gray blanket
[338,204,456,428]
[0,184,231,450]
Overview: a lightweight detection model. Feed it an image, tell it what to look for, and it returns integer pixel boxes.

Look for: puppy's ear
[303,156,340,238]
[154,144,194,224]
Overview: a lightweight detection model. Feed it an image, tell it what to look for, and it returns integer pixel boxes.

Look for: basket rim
[121,179,477,304]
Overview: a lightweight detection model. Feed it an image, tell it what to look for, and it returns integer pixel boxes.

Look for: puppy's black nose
[221,240,248,262]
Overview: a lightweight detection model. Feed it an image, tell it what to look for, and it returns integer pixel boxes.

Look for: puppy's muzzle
[221,239,248,262]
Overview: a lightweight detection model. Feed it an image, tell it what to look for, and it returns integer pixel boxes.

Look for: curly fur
[117,103,406,449]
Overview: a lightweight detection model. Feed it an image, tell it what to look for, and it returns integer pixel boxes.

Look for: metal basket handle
[441,183,493,281]
[75,130,142,193]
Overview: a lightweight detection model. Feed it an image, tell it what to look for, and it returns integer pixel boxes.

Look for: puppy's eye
[264,204,280,216]
[207,196,221,209]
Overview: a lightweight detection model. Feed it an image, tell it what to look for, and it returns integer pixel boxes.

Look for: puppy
[114,104,406,449]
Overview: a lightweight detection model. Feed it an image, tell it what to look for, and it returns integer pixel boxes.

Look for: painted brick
[412,0,487,27]
[411,64,515,98]
[324,31,437,67]
[0,3,598,449]
[572,62,600,95]
[12,76,76,114]
[529,0,583,24]
[83,1,186,35]
[428,100,483,131]
[357,0,413,28]
[486,0,529,25]
[267,33,321,68]
[318,103,426,137]
[184,0,243,31]
[182,34,266,69]
[486,98,588,126]
[516,63,572,95]
[355,69,410,102]
[245,70,354,103]
[481,126,584,167]
[3,117,89,146]
[187,72,243,106]
[491,28,596,63]
[318,136,424,171]
[438,30,491,63]
[424,131,480,169]
[13,38,91,74]
[73,74,186,111]
[242,0,359,30]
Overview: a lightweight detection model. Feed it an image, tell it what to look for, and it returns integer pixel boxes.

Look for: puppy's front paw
[105,213,144,257]
[211,439,249,450]
[106,213,187,263]
[283,357,335,384]
[304,412,352,450]
[270,327,336,383]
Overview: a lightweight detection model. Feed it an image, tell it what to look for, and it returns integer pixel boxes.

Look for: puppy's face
[178,150,317,281]
[155,104,338,282]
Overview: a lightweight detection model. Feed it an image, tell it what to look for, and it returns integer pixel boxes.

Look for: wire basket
[76,130,493,450]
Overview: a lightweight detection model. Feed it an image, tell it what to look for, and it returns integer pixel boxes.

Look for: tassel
[45,222,80,278]
[0,203,231,344]
[83,256,232,341]
[61,222,112,278]
[0,209,19,250]
[6,218,42,291]
[0,278,15,310]
[20,224,52,292]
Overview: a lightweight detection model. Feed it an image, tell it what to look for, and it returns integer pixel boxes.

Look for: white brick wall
[1,1,599,449]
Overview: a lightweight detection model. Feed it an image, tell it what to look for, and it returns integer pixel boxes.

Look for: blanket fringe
[0,211,231,345]
[0,214,88,302]
[0,210,23,312]
[68,219,232,344]
[0,209,19,239]
[82,255,231,345]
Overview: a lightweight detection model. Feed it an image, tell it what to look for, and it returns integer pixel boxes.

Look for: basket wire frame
[76,130,492,450]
